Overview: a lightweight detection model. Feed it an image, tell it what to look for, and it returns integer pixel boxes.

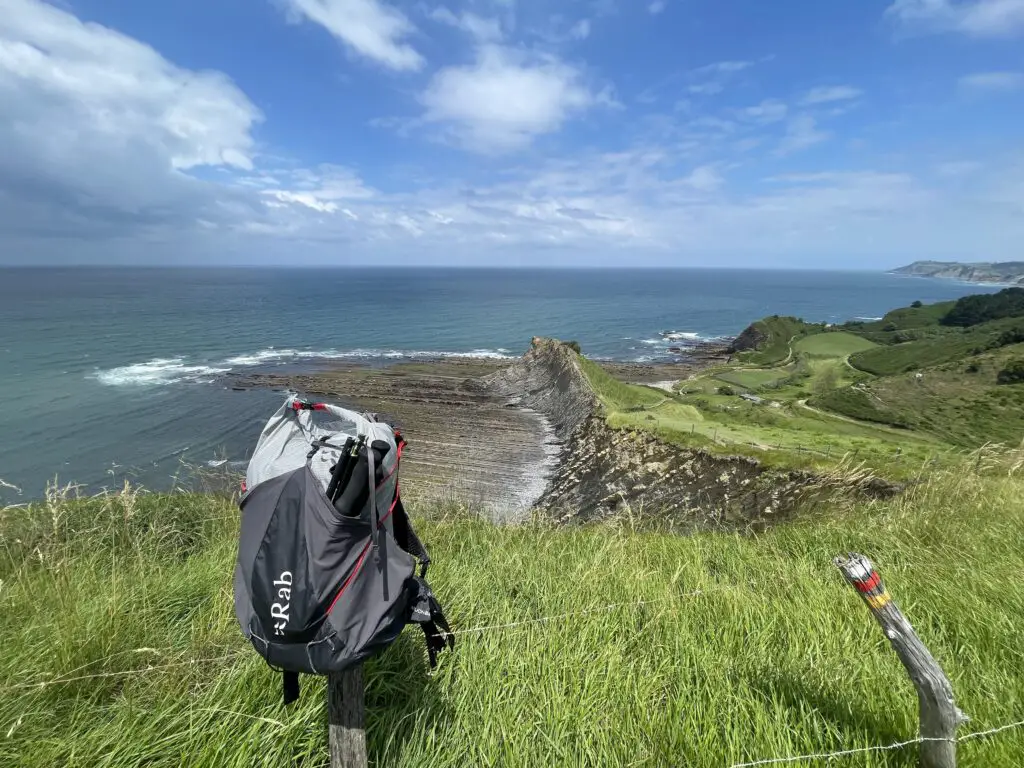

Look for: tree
[911,300,923,308]
[997,359,1024,385]
[941,287,1024,327]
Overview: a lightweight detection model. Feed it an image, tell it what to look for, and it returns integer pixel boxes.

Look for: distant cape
[892,261,1024,286]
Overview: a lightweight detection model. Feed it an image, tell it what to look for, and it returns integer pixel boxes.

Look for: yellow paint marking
[866,592,892,610]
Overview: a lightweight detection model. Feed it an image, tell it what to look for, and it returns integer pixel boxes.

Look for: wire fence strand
[6,653,245,691]
[5,591,1023,766]
[438,590,711,639]
[729,719,1024,767]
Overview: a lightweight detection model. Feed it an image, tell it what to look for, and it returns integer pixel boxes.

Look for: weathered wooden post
[834,553,968,768]
[328,665,367,768]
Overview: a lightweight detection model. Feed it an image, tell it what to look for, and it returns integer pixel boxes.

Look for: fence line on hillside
[2,591,720,693]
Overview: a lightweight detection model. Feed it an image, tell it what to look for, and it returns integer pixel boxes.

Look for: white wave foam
[659,331,702,342]
[227,347,515,364]
[854,316,883,321]
[94,347,514,387]
[94,358,230,387]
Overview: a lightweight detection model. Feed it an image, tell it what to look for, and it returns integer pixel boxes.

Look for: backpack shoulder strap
[391,494,430,576]
[408,577,454,667]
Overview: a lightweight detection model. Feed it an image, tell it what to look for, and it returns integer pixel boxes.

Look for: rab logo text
[271,571,293,636]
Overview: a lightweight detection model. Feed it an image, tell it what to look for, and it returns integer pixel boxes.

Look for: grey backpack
[233,396,452,703]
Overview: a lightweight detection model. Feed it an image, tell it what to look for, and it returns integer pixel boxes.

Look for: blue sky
[0,0,1022,267]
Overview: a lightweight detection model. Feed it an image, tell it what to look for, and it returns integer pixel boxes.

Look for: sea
[0,267,999,502]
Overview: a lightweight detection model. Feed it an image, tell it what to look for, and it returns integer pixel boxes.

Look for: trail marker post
[328,665,367,768]
[834,553,967,768]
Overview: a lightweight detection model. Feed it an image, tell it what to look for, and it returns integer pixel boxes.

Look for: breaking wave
[93,358,230,387]
[93,347,515,387]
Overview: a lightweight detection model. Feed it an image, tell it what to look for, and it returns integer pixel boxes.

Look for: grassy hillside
[848,317,1024,376]
[734,316,823,365]
[844,301,955,343]
[3,460,1024,767]
[792,331,877,358]
[813,344,1024,446]
[583,328,943,476]
[620,293,1024,473]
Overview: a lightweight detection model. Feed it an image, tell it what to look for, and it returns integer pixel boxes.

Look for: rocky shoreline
[225,343,731,519]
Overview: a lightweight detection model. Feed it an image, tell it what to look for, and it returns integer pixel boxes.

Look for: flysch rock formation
[230,340,898,529]
[485,338,896,530]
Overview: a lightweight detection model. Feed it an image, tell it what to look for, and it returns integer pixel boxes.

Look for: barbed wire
[728,719,1024,767]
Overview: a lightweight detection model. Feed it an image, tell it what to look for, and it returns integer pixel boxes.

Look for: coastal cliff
[894,260,1024,285]
[484,338,891,529]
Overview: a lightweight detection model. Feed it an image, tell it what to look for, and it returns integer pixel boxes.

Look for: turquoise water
[0,267,996,500]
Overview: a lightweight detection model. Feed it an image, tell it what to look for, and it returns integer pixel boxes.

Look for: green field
[848,318,1024,376]
[3,460,1024,767]
[793,331,878,358]
[713,368,790,390]
[602,293,1024,476]
[814,344,1024,446]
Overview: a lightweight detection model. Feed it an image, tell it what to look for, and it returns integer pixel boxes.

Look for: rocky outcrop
[728,322,768,354]
[484,338,893,530]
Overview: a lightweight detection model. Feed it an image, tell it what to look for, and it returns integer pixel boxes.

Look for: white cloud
[739,99,788,123]
[935,160,983,176]
[801,86,863,105]
[688,82,724,96]
[260,165,376,213]
[777,115,829,155]
[282,0,424,70]
[0,0,262,237]
[430,7,504,42]
[958,71,1024,91]
[648,1,667,14]
[682,165,724,191]
[693,60,754,76]
[887,0,1024,38]
[569,19,592,40]
[687,60,753,97]
[421,45,603,152]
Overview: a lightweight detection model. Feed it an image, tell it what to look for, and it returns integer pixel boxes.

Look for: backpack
[233,396,453,704]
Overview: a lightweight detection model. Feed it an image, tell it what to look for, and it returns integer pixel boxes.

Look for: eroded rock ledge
[485,338,896,530]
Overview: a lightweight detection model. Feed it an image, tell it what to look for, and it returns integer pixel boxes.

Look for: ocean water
[0,267,998,501]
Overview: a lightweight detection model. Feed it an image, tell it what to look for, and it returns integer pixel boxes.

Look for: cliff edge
[483,338,880,530]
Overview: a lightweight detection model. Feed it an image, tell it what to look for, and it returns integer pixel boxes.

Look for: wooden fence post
[833,553,967,768]
[328,665,367,768]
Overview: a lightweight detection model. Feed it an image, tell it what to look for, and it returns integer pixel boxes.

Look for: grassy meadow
[578,292,1024,480]
[2,453,1024,767]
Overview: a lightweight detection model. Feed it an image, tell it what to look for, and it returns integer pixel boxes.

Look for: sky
[0,0,1022,268]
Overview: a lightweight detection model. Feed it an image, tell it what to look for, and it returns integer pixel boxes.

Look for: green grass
[815,345,1024,447]
[843,301,955,343]
[848,317,1024,376]
[737,317,824,366]
[793,331,878,358]
[577,340,942,477]
[3,461,1024,767]
[578,355,666,410]
[713,368,791,390]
